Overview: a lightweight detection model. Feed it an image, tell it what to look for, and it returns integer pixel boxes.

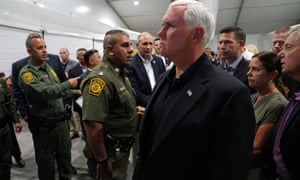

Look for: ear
[193,27,205,41]
[238,40,245,48]
[106,45,114,56]
[27,48,32,56]
[271,69,279,80]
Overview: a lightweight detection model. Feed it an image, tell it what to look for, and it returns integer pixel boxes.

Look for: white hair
[170,0,216,46]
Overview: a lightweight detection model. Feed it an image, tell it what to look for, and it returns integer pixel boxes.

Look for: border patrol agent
[81,30,137,180]
[0,79,14,180]
[18,32,80,180]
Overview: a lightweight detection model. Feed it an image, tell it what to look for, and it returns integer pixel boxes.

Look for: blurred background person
[153,37,173,70]
[5,76,25,168]
[59,47,78,78]
[271,26,300,99]
[218,25,254,93]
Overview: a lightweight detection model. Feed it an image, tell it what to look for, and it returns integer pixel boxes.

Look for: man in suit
[271,26,300,99]
[59,47,78,77]
[127,32,166,108]
[133,1,255,180]
[218,25,254,93]
[273,26,300,180]
[68,48,87,139]
[127,32,165,170]
[153,37,173,70]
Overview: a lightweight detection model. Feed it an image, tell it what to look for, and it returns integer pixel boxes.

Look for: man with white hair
[133,0,255,179]
[273,26,300,180]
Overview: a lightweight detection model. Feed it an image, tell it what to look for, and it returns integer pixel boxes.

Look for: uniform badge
[22,71,34,84]
[88,77,105,96]
[50,69,57,78]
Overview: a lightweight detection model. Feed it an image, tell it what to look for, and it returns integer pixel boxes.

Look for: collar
[28,60,47,71]
[167,54,204,85]
[294,90,300,101]
[224,55,243,69]
[138,53,153,63]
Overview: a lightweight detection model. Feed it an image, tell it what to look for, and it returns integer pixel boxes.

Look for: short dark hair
[154,37,160,42]
[76,48,87,54]
[103,30,129,49]
[0,72,5,78]
[25,32,42,48]
[84,49,98,66]
[219,26,246,42]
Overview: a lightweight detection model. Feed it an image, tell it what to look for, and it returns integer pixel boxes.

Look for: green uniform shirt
[19,60,79,118]
[0,79,9,119]
[81,56,137,137]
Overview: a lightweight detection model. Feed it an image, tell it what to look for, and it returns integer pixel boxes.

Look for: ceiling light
[76,6,89,13]
[38,3,44,8]
[133,1,139,6]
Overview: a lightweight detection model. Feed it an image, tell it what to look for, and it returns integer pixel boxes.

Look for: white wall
[0,26,104,75]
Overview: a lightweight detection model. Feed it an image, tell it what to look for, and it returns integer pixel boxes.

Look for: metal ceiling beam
[104,0,131,29]
[234,0,245,26]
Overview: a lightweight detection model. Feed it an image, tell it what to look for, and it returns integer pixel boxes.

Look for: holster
[104,134,135,157]
[27,115,40,134]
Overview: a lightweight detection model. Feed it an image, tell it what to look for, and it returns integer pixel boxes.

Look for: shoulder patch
[50,69,57,78]
[22,71,34,84]
[88,77,105,96]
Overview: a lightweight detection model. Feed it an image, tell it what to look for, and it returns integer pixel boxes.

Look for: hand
[96,160,112,180]
[15,122,22,133]
[136,106,145,116]
[68,77,80,88]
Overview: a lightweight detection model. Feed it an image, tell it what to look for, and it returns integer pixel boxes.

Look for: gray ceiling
[106,0,300,35]
[1,0,300,37]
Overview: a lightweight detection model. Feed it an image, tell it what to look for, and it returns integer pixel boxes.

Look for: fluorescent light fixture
[133,1,139,6]
[38,3,45,8]
[76,6,89,13]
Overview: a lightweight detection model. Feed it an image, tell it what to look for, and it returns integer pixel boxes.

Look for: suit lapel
[285,101,300,129]
[136,56,152,90]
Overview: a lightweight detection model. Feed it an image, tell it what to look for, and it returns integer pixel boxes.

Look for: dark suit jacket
[275,100,300,179]
[11,54,66,117]
[68,63,84,88]
[219,57,255,94]
[127,54,165,107]
[137,55,255,180]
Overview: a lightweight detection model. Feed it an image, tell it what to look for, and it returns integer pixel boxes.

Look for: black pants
[8,122,21,161]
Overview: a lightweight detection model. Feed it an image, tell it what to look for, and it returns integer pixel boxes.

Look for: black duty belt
[31,113,66,128]
[33,113,65,122]
[104,134,135,154]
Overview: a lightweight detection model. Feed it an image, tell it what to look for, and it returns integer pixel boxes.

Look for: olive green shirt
[251,92,288,126]
[81,56,137,137]
[19,60,79,118]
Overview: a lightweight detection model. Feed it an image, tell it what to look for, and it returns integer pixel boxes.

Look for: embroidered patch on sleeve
[88,77,105,96]
[22,72,34,84]
[50,69,58,78]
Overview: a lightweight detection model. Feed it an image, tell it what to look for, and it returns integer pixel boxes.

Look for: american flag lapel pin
[186,89,192,96]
